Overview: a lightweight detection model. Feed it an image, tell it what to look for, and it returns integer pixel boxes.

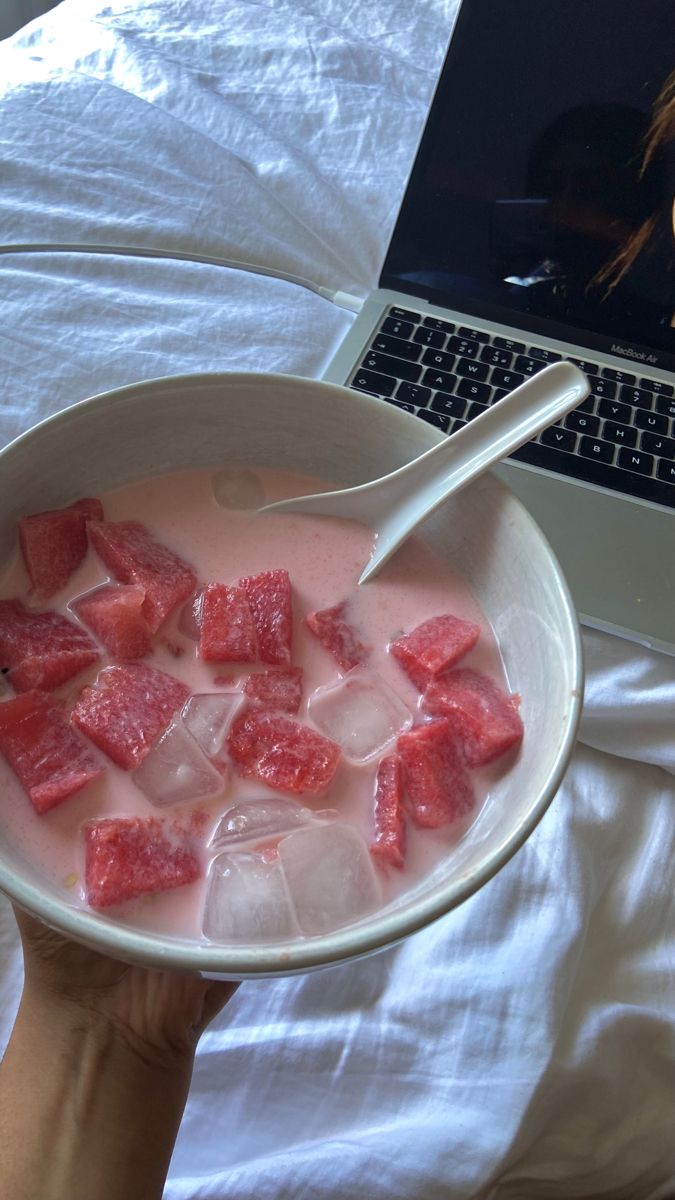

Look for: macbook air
[323,0,675,655]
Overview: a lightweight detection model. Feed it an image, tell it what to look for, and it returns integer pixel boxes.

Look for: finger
[196,981,239,1034]
[12,904,69,959]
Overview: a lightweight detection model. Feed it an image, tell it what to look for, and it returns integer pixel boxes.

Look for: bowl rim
[0,370,584,978]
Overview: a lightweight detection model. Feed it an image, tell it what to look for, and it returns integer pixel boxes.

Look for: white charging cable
[0,242,365,313]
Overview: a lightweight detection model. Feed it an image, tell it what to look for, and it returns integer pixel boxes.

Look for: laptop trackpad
[493,462,675,656]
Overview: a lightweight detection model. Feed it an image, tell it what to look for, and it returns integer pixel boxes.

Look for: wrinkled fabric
[0,3,673,1198]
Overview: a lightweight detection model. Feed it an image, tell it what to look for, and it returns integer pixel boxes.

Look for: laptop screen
[380,0,675,371]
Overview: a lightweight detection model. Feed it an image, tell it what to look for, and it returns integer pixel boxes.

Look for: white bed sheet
[0,3,674,1197]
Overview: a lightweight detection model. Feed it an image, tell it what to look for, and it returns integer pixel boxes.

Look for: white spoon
[262,360,589,584]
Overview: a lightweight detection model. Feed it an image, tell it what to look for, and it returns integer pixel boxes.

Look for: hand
[1,908,239,1200]
[14,905,238,1064]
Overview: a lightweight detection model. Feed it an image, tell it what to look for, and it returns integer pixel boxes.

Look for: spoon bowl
[263,361,589,582]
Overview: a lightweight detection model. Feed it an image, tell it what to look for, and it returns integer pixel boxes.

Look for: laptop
[323,0,675,656]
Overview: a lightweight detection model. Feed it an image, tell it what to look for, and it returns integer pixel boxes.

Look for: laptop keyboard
[348,305,675,511]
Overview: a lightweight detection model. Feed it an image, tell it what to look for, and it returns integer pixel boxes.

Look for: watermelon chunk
[0,599,99,692]
[19,507,89,599]
[370,754,406,869]
[240,569,292,665]
[422,668,524,766]
[70,497,104,522]
[73,584,152,661]
[305,601,370,672]
[397,718,474,828]
[84,815,200,909]
[389,614,480,691]
[71,663,190,769]
[198,583,257,662]
[243,667,303,714]
[228,711,340,795]
[88,520,197,633]
[0,690,103,813]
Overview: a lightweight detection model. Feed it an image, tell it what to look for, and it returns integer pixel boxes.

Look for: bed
[1,3,674,1197]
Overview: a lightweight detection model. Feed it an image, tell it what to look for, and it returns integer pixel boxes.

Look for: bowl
[0,372,582,978]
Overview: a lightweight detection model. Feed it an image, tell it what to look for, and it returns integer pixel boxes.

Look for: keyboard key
[457,379,491,403]
[602,367,636,385]
[528,347,562,363]
[431,392,466,419]
[567,358,598,374]
[598,398,631,423]
[641,378,673,396]
[361,351,421,383]
[540,427,577,452]
[491,389,509,404]
[565,412,600,435]
[422,316,456,334]
[577,396,596,414]
[458,326,489,343]
[657,459,675,484]
[514,354,545,377]
[369,333,417,360]
[634,410,669,434]
[456,359,489,381]
[397,382,432,407]
[479,346,513,368]
[641,432,675,458]
[601,421,637,447]
[371,333,421,361]
[447,336,478,359]
[389,306,420,322]
[413,327,445,349]
[493,336,525,353]
[381,317,414,339]
[385,398,416,413]
[422,367,455,391]
[490,368,524,391]
[587,375,617,399]
[579,436,615,464]
[617,447,655,476]
[351,368,395,396]
[466,401,489,420]
[450,418,468,434]
[422,347,456,372]
[620,385,653,409]
[418,409,450,431]
[656,396,675,419]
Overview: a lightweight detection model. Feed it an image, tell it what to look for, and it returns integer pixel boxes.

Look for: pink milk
[0,466,512,939]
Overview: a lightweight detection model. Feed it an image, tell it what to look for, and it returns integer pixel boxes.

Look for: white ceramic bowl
[0,373,582,978]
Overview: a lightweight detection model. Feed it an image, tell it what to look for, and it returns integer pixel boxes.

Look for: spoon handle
[262,361,589,582]
[358,361,588,581]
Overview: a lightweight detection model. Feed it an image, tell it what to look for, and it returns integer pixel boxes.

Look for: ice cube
[211,797,313,848]
[308,667,412,763]
[178,591,203,640]
[314,808,340,823]
[182,692,242,757]
[132,721,224,807]
[212,465,265,510]
[278,823,381,935]
[203,850,297,942]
